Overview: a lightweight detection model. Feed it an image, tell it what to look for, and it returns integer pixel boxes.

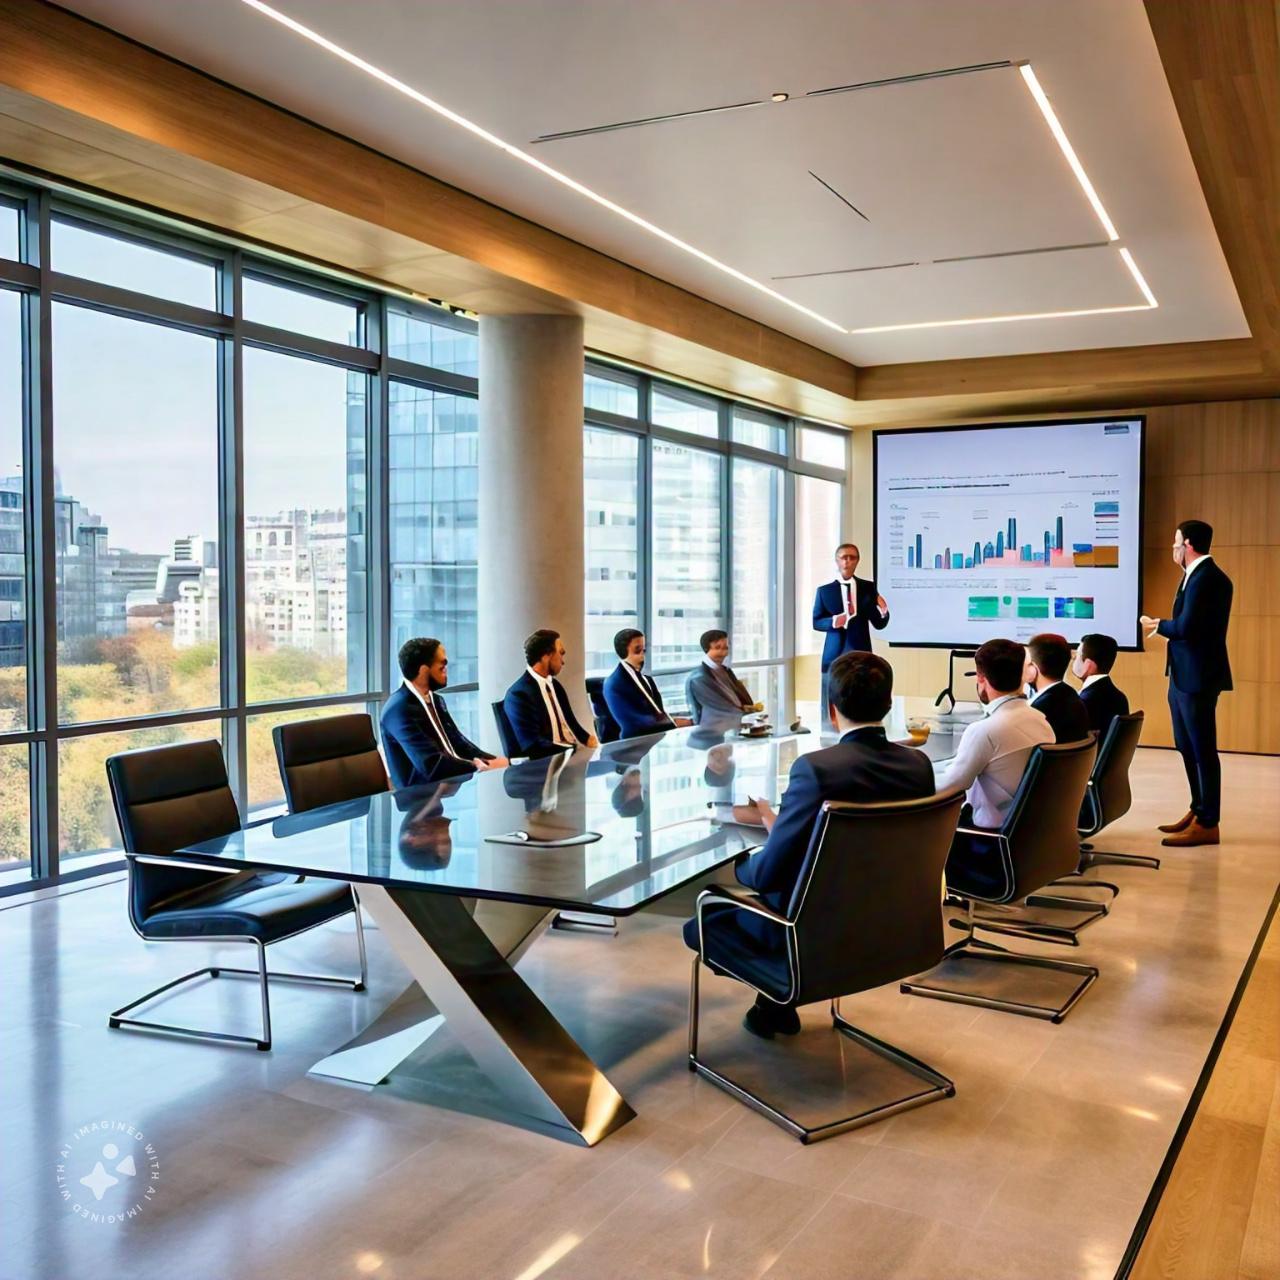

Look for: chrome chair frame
[1076,711,1157,872]
[687,883,954,1144]
[109,858,368,1051]
[1077,789,1160,871]
[950,811,1109,949]
[902,899,1098,1023]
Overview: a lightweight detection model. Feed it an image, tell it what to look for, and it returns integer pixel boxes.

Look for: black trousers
[1168,685,1222,826]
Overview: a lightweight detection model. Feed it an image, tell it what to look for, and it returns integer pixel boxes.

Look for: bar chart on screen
[875,417,1143,647]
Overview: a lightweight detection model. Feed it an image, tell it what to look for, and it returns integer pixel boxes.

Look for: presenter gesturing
[1139,519,1233,847]
[813,543,889,711]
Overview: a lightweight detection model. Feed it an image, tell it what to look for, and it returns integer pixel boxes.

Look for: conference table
[172,699,971,1146]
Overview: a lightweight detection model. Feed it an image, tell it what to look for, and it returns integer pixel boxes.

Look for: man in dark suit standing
[812,543,890,713]
[1071,633,1131,740]
[1141,519,1233,847]
[502,629,598,759]
[603,628,692,739]
[380,638,508,788]
[682,651,934,1039]
[1026,633,1092,743]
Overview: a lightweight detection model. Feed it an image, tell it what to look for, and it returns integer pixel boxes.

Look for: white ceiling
[63,0,1249,366]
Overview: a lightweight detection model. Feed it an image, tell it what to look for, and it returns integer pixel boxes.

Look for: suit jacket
[1079,677,1130,740]
[685,663,754,723]
[1156,558,1234,694]
[379,685,493,789]
[1030,682,1093,744]
[813,577,889,671]
[737,727,936,913]
[502,670,592,759]
[603,662,675,739]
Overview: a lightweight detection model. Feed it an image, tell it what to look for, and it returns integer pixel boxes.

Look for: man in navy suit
[603,628,693,739]
[1072,633,1131,740]
[682,651,934,1039]
[380,638,508,788]
[1026,633,1092,744]
[502,629,598,759]
[812,543,890,712]
[1141,519,1233,846]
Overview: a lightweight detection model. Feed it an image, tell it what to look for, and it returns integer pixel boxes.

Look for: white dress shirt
[940,693,1054,829]
[527,667,578,747]
[1182,552,1212,582]
[1082,673,1111,691]
[834,575,858,621]
[403,679,461,759]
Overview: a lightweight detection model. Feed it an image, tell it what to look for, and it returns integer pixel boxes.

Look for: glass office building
[0,181,844,886]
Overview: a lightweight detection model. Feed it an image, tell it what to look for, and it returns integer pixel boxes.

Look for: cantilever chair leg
[687,960,954,1143]
[903,904,1098,1023]
[1080,844,1161,872]
[108,893,367,1051]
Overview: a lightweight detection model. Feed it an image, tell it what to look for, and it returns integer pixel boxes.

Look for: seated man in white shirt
[939,638,1054,853]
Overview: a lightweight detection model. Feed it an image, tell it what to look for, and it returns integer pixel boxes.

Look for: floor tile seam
[755,1187,837,1276]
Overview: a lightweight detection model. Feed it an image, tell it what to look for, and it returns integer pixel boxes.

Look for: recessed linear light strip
[848,245,1158,333]
[239,0,846,334]
[1018,63,1118,243]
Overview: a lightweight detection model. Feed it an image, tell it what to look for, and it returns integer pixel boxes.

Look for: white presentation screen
[874,417,1144,649]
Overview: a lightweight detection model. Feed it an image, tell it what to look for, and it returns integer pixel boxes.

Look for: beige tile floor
[2,748,1277,1280]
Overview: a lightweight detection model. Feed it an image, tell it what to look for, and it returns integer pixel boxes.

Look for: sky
[2,228,358,553]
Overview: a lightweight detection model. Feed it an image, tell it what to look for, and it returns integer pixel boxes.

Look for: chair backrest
[585,676,622,743]
[1000,738,1098,898]
[272,712,389,814]
[492,701,519,757]
[787,790,966,1003]
[1084,711,1144,833]
[105,740,242,919]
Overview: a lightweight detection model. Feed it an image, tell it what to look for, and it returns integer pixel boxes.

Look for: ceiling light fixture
[770,92,790,103]
[1118,246,1158,307]
[1018,63,1119,242]
[238,0,847,333]
[847,298,1153,335]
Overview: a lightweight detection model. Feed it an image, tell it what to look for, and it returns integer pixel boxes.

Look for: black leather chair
[585,677,622,744]
[902,739,1099,1021]
[1077,712,1155,870]
[492,700,519,757]
[688,790,965,1143]
[105,740,365,1051]
[273,712,389,814]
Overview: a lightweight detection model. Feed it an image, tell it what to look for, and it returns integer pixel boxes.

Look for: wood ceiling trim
[0,0,858,409]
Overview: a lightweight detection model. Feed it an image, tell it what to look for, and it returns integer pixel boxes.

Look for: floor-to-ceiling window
[583,426,640,673]
[582,365,846,730]
[0,270,28,868]
[0,181,480,887]
[388,367,481,742]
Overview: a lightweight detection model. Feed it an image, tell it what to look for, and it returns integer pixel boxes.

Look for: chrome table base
[311,886,635,1147]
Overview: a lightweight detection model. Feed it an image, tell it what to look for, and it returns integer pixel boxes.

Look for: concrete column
[478,314,587,721]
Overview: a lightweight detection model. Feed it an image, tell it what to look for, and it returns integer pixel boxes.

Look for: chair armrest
[694,882,792,936]
[955,823,1005,841]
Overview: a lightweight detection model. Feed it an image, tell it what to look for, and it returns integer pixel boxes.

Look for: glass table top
[178,702,967,916]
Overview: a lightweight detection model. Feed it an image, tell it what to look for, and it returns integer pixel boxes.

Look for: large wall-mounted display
[874,417,1144,648]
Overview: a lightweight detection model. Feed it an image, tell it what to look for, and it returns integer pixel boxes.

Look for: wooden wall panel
[855,398,1280,754]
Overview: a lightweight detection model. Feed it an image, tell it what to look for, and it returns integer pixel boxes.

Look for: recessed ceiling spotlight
[238,0,847,333]
[770,92,790,103]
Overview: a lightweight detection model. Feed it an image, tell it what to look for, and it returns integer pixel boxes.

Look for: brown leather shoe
[1162,821,1220,847]
[1157,810,1196,834]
